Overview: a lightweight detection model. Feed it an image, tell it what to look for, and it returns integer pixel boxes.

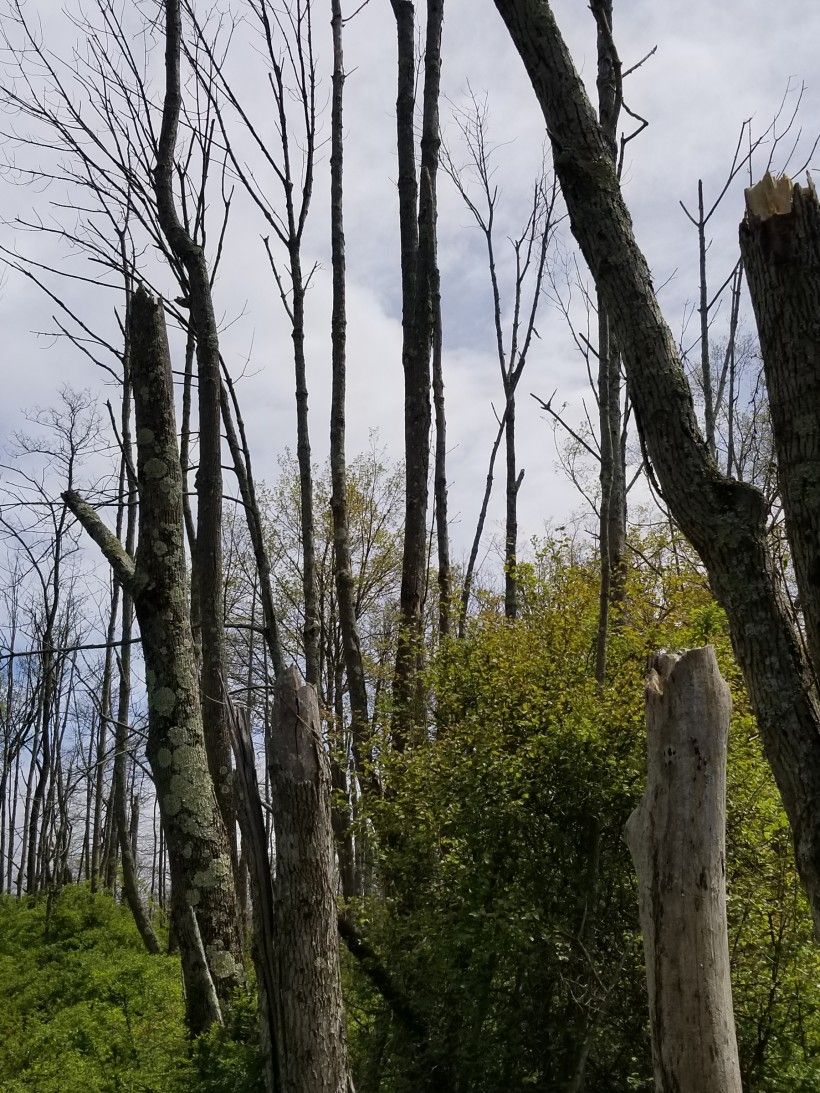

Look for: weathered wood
[741,176,820,679]
[625,648,741,1093]
[269,666,350,1092]
[227,699,278,1093]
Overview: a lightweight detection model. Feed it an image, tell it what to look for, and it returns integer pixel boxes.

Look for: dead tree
[269,666,351,1092]
[626,648,741,1093]
[154,0,236,876]
[65,287,243,1033]
[329,0,370,784]
[493,0,820,937]
[444,94,556,621]
[389,0,445,742]
[187,0,322,686]
[590,0,627,684]
[741,174,820,684]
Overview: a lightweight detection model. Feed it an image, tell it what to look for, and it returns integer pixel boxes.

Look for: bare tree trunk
[432,267,451,636]
[329,0,370,790]
[504,393,521,618]
[493,0,820,936]
[592,0,626,686]
[625,648,741,1093]
[113,339,160,955]
[390,0,444,742]
[227,700,279,1093]
[460,410,506,634]
[65,287,243,1033]
[741,176,820,678]
[154,0,235,871]
[269,666,350,1092]
[220,374,284,678]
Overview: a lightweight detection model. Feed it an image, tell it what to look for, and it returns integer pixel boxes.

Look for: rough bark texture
[65,287,243,1033]
[114,350,160,954]
[269,667,350,1092]
[227,699,279,1093]
[741,176,820,678]
[154,0,235,864]
[625,648,741,1093]
[493,0,820,936]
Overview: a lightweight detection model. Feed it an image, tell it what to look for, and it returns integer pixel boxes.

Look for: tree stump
[625,647,741,1093]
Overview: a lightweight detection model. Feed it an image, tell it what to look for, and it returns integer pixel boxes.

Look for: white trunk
[625,646,741,1093]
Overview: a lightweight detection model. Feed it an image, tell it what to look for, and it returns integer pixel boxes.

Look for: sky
[0,0,819,583]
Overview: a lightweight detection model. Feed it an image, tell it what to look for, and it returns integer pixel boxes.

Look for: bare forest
[1,1,820,1090]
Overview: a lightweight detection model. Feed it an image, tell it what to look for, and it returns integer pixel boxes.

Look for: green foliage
[0,886,262,1092]
[349,537,820,1091]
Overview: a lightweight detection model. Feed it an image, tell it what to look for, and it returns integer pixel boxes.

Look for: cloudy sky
[0,0,818,578]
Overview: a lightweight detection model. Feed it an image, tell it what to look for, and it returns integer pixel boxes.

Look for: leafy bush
[0,885,262,1092]
[350,538,820,1091]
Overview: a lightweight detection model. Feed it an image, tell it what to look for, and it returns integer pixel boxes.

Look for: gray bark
[592,0,626,685]
[65,287,243,1033]
[154,0,235,868]
[269,666,350,1092]
[493,0,820,937]
[741,176,820,680]
[114,332,160,954]
[625,648,741,1093]
[330,0,371,797]
[391,0,444,741]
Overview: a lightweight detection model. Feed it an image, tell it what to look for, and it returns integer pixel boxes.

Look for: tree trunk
[390,0,444,742]
[269,666,350,1092]
[625,647,741,1093]
[330,0,371,796]
[493,0,820,936]
[65,287,243,1033]
[504,391,519,619]
[227,699,279,1093]
[432,266,451,636]
[592,0,626,685]
[154,0,236,875]
[221,374,284,677]
[741,175,820,678]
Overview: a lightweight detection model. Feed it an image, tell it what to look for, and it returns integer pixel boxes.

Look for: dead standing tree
[626,648,742,1093]
[493,0,820,935]
[443,94,557,621]
[66,287,244,1033]
[389,0,444,743]
[187,0,322,687]
[154,0,237,880]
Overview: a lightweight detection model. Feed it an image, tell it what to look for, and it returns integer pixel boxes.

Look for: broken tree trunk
[269,666,350,1093]
[741,174,820,677]
[625,647,741,1093]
